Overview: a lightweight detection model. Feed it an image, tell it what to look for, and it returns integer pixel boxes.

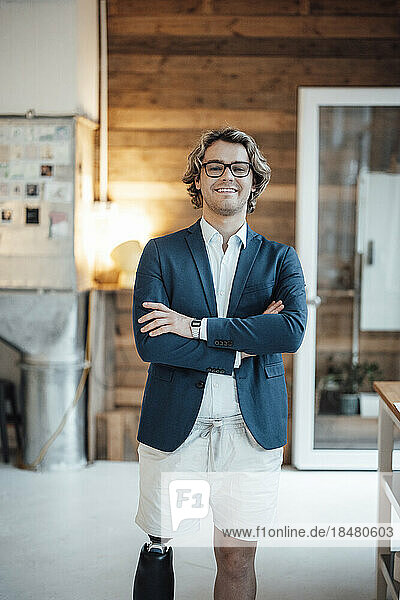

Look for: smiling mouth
[215,188,238,193]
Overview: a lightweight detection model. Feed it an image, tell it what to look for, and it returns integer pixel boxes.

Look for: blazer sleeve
[206,246,308,355]
[132,238,237,373]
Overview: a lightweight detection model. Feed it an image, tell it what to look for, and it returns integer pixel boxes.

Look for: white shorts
[135,413,284,542]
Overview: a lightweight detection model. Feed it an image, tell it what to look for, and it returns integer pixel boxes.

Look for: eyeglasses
[201,161,252,178]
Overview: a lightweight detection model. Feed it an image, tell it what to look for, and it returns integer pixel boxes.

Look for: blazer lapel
[185,219,217,316]
[227,224,261,316]
[185,218,262,318]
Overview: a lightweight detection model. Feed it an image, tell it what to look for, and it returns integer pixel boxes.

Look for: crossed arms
[132,238,307,373]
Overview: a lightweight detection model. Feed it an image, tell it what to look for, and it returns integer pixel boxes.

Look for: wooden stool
[0,380,23,463]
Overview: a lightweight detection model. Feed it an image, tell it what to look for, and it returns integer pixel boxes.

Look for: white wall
[0,0,99,121]
[0,0,99,445]
[76,0,99,121]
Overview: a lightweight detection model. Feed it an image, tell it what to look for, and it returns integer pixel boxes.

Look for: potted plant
[337,359,383,415]
[318,357,383,416]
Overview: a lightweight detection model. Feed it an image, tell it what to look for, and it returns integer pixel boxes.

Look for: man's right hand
[241,300,284,359]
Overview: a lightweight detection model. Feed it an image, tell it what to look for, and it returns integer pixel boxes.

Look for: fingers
[147,325,169,337]
[142,302,168,309]
[138,302,174,336]
[140,317,169,333]
[268,300,283,308]
[138,309,167,324]
[263,300,284,314]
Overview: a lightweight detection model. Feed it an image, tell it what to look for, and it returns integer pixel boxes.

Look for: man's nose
[222,166,234,181]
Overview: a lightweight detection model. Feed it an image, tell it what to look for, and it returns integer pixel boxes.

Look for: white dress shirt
[196,216,246,418]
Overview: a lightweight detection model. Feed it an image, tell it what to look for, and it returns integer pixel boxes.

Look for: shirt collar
[200,216,247,249]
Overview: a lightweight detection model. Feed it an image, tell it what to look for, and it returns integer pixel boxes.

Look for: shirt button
[219,290,224,296]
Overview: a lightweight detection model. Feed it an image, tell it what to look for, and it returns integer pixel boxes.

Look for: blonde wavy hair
[182,127,271,214]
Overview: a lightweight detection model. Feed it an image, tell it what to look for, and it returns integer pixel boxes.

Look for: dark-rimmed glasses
[201,161,252,178]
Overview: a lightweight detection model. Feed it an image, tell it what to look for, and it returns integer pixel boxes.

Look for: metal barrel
[20,358,87,471]
[0,290,89,472]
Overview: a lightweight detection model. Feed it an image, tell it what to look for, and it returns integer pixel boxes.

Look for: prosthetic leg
[132,535,174,600]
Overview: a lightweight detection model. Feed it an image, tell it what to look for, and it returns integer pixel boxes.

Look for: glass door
[292,88,400,469]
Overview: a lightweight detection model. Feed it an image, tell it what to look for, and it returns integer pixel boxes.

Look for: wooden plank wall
[107,0,399,462]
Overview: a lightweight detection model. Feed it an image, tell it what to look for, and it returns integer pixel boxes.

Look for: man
[132,127,307,600]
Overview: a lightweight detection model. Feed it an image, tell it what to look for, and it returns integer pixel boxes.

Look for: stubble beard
[204,193,248,217]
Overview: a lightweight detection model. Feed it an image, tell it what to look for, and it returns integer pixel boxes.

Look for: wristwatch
[190,319,202,339]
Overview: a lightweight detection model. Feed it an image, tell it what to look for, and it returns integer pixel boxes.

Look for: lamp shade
[110,240,142,272]
[110,240,143,287]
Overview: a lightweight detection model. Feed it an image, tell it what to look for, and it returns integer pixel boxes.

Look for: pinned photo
[54,165,73,180]
[26,183,39,196]
[25,206,40,224]
[1,208,13,223]
[49,210,69,238]
[44,181,72,203]
[40,164,53,177]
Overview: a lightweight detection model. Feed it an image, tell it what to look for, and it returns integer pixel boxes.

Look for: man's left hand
[138,302,193,338]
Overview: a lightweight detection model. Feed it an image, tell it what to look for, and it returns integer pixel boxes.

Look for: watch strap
[191,319,201,339]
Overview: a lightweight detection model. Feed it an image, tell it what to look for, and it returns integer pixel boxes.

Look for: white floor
[0,459,386,600]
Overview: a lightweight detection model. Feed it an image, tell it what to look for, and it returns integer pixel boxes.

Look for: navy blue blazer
[132,217,307,452]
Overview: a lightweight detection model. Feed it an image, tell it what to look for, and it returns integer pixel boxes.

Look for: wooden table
[375,381,400,600]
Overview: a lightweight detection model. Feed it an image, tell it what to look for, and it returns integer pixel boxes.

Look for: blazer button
[196,381,205,389]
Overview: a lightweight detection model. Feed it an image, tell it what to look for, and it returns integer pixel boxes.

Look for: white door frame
[292,87,400,470]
